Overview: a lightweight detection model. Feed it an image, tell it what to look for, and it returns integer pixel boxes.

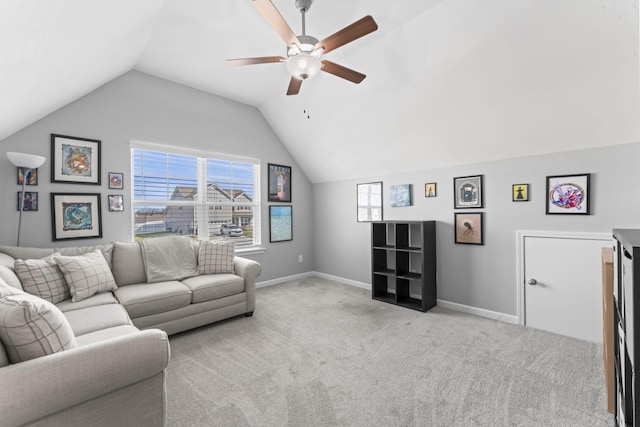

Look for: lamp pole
[16,167,29,247]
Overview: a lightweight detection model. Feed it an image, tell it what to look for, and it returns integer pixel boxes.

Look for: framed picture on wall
[512,184,529,202]
[454,175,483,209]
[51,134,101,185]
[268,163,291,202]
[454,212,484,245]
[108,172,124,189]
[545,173,591,215]
[17,192,38,211]
[17,168,38,186]
[108,195,124,212]
[357,182,383,222]
[269,205,292,242]
[425,182,437,198]
[390,184,412,207]
[51,193,102,241]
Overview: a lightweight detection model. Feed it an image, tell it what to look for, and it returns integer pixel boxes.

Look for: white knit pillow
[14,253,69,304]
[55,250,117,302]
[198,240,235,274]
[0,293,77,363]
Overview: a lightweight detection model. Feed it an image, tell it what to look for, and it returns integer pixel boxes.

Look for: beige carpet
[166,277,612,426]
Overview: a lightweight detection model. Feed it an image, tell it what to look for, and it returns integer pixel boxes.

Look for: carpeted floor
[166,277,613,426]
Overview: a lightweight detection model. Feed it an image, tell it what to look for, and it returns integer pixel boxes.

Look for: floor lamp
[7,152,46,246]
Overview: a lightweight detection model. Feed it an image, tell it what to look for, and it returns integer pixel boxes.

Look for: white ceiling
[1,0,639,183]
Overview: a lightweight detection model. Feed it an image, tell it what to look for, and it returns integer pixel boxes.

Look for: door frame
[515,230,612,327]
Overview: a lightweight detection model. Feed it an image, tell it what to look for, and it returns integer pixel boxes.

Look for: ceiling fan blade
[315,15,378,55]
[227,56,286,66]
[321,60,366,84]
[253,0,301,48]
[286,77,302,95]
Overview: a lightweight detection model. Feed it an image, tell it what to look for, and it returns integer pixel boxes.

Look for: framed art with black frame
[17,192,38,211]
[269,205,292,242]
[454,212,484,245]
[108,172,124,189]
[268,163,291,202]
[512,184,529,202]
[453,175,483,209]
[51,134,101,185]
[545,173,590,215]
[51,193,102,241]
[357,181,383,222]
[18,168,38,186]
[108,195,124,212]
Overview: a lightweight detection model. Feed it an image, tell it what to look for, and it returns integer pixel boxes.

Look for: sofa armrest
[234,256,262,313]
[0,329,170,426]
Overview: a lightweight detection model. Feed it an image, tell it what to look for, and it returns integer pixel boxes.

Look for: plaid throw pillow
[55,250,117,302]
[198,240,235,274]
[0,293,77,363]
[14,253,69,304]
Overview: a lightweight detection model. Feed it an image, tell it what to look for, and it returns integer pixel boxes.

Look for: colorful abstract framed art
[545,173,590,215]
[51,193,102,241]
[51,134,101,185]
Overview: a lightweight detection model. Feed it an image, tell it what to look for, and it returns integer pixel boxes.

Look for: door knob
[527,278,537,286]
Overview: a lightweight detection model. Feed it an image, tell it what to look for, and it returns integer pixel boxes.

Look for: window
[131,143,261,248]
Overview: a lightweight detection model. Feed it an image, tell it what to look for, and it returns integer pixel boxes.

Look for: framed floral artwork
[108,172,124,189]
[51,193,102,241]
[51,134,101,185]
[546,173,590,215]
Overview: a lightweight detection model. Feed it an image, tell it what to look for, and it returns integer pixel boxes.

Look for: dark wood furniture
[371,221,436,312]
[613,229,640,425]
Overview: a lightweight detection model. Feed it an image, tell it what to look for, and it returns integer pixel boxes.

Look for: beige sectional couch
[0,237,262,426]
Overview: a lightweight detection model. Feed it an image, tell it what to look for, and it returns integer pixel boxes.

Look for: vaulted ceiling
[1,0,638,183]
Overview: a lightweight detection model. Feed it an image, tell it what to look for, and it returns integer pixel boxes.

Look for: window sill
[236,246,267,256]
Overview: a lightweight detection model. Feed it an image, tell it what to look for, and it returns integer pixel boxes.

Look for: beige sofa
[0,237,262,426]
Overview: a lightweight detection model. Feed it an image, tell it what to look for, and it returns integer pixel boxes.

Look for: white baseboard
[436,299,518,325]
[258,271,517,325]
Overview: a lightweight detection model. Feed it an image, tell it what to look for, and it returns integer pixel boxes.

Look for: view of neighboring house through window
[131,143,260,248]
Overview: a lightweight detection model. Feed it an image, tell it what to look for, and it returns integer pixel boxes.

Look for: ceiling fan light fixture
[287,53,321,80]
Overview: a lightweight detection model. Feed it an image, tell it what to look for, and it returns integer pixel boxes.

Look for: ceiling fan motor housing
[295,0,313,12]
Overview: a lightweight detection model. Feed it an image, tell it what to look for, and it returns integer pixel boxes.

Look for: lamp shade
[7,152,46,169]
[287,53,322,81]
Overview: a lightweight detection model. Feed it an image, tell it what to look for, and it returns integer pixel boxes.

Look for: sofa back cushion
[0,265,23,290]
[14,253,69,304]
[111,242,147,286]
[0,288,77,363]
[55,250,117,302]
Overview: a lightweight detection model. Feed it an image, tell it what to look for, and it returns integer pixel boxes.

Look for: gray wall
[312,142,640,316]
[0,71,312,281]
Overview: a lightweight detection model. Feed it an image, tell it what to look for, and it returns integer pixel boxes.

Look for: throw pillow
[55,250,117,302]
[14,253,69,304]
[198,240,235,274]
[0,293,77,363]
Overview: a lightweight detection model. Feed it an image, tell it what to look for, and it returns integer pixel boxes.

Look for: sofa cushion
[14,253,69,304]
[111,241,147,286]
[140,236,198,283]
[57,244,114,268]
[182,274,244,303]
[74,325,140,347]
[0,265,23,290]
[0,252,15,270]
[0,245,55,261]
[198,240,235,274]
[114,281,192,318]
[56,291,118,313]
[64,304,132,337]
[55,250,117,302]
[0,293,77,363]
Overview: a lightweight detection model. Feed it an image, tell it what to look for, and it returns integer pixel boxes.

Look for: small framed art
[454,175,483,209]
[512,184,529,202]
[546,173,590,215]
[51,134,101,185]
[269,205,292,242]
[18,168,38,186]
[108,172,124,189]
[454,212,484,245]
[425,183,437,198]
[108,195,124,212]
[51,193,102,241]
[17,192,38,211]
[390,184,412,207]
[268,163,292,202]
[357,182,383,222]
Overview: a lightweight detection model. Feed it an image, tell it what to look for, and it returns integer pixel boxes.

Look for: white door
[521,233,610,343]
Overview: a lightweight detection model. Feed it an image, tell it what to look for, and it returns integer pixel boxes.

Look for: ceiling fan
[227,0,378,95]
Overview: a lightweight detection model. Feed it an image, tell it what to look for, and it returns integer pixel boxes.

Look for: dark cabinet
[613,229,640,425]
[371,221,436,312]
